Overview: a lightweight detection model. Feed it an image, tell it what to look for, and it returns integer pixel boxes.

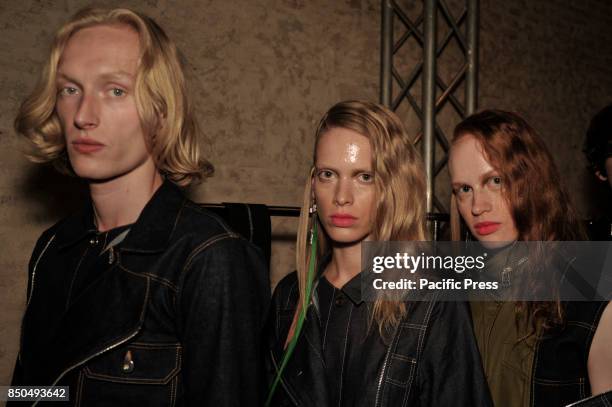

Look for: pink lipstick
[474,221,501,236]
[331,213,357,227]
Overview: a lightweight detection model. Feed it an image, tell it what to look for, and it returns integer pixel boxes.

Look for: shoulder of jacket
[272,271,299,308]
[168,200,245,249]
[33,214,76,249]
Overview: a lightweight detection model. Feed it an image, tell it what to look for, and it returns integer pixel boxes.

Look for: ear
[595,170,608,182]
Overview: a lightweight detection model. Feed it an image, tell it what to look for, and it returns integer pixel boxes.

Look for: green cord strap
[264,221,318,406]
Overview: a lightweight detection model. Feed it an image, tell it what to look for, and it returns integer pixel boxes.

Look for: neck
[90,162,163,232]
[325,242,362,288]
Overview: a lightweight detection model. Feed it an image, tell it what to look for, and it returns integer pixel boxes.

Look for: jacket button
[335,294,346,307]
[121,350,135,373]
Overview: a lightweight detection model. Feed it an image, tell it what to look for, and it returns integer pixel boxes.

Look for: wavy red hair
[450,110,586,334]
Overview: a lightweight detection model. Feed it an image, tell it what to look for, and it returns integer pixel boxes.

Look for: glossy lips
[473,221,501,236]
[331,213,357,227]
[72,139,104,154]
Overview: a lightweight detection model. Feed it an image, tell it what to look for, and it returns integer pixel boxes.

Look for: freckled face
[313,127,376,245]
[449,135,519,247]
[56,24,156,183]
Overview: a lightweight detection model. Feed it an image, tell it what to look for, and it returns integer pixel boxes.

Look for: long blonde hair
[14,7,212,186]
[294,100,427,338]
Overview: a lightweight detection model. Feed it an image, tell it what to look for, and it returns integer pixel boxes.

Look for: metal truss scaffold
[380,0,479,237]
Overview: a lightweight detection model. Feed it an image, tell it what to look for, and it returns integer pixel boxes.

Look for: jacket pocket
[77,342,182,407]
[532,376,588,406]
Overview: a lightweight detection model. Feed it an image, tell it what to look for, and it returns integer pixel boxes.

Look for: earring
[309,218,318,245]
[308,202,317,244]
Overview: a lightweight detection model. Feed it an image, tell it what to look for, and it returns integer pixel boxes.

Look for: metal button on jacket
[122,350,135,373]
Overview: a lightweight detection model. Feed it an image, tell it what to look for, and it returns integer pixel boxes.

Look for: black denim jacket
[11,181,270,406]
[266,271,493,407]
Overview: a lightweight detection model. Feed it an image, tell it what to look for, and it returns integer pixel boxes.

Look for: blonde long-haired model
[16,7,212,186]
[11,8,267,405]
[266,100,492,407]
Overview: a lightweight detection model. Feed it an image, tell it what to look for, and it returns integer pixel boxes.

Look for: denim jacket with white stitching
[11,181,270,406]
[266,271,493,407]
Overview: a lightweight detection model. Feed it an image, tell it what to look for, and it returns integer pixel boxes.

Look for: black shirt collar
[317,253,364,305]
[55,180,186,253]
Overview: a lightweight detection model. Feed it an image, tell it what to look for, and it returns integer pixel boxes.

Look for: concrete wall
[0,0,610,390]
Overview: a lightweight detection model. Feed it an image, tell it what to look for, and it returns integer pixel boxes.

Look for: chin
[325,228,369,246]
[472,231,517,249]
[71,165,105,180]
[477,240,515,250]
[71,164,122,182]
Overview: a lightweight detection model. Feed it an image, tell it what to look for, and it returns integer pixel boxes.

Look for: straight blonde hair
[293,100,427,339]
[15,7,212,186]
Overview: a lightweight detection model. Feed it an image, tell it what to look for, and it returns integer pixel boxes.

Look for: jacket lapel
[22,259,149,386]
[274,307,330,406]
[21,180,188,386]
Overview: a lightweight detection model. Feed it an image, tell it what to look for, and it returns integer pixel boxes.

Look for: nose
[74,93,99,130]
[471,189,492,216]
[334,178,354,206]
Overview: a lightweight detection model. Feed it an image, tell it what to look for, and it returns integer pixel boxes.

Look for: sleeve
[10,356,24,387]
[176,236,270,406]
[567,390,612,406]
[263,272,296,383]
[418,301,493,407]
[10,229,57,388]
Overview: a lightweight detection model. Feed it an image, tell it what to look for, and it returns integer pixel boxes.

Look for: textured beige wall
[0,0,611,390]
[478,0,612,217]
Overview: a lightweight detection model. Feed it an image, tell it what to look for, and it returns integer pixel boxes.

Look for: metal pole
[466,0,479,115]
[380,0,393,107]
[422,0,437,215]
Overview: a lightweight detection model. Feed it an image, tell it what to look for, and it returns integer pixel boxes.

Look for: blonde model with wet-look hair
[448,110,612,407]
[11,8,268,406]
[266,100,492,407]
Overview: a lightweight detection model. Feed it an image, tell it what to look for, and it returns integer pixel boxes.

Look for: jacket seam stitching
[128,342,181,349]
[390,353,416,363]
[170,199,186,239]
[170,374,177,407]
[403,298,436,406]
[182,232,238,273]
[75,370,84,407]
[187,203,233,234]
[65,245,91,310]
[118,264,178,292]
[337,305,353,405]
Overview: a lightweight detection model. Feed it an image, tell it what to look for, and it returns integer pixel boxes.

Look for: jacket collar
[56,180,186,253]
[315,253,364,306]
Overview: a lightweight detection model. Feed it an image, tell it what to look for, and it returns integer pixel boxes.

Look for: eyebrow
[56,72,80,86]
[98,71,134,81]
[451,169,500,189]
[56,70,134,84]
[480,170,499,182]
[315,165,373,175]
